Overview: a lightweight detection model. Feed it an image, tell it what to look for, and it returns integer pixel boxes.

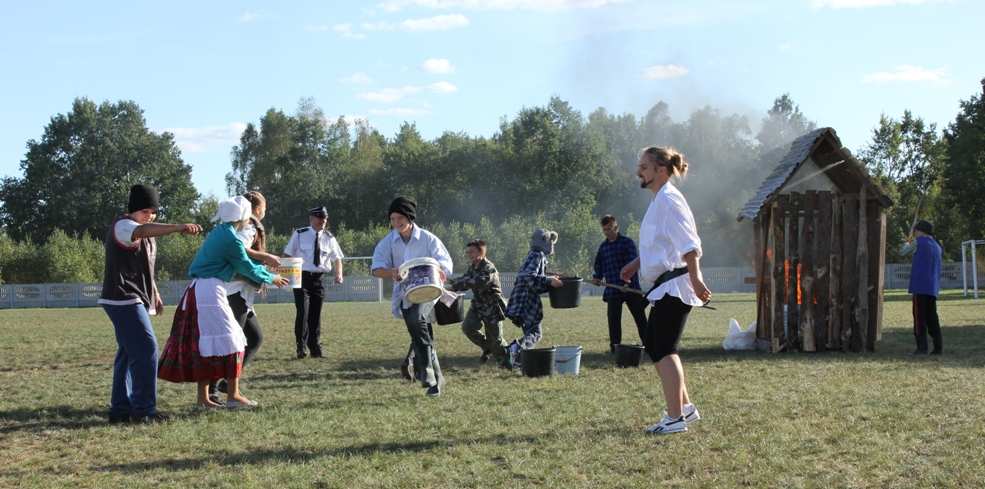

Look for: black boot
[912,335,928,355]
[930,333,943,355]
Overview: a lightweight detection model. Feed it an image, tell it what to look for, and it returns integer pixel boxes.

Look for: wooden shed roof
[737,127,892,221]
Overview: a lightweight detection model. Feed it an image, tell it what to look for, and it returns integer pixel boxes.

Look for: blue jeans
[103,304,158,417]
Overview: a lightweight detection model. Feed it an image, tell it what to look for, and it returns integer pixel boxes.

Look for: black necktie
[313,231,321,267]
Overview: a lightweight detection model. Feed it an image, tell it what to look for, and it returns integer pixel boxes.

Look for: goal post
[961,240,985,298]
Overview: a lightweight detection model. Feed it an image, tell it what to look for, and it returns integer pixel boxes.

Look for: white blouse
[638,181,705,306]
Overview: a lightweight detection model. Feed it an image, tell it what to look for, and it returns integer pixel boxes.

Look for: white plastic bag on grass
[722,318,756,351]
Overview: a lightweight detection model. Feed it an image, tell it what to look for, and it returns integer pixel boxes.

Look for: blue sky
[1,0,982,199]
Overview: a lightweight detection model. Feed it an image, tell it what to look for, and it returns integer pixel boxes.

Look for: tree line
[1,80,983,284]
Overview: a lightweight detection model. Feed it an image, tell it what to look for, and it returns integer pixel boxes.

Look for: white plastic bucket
[554,345,583,375]
[276,257,303,289]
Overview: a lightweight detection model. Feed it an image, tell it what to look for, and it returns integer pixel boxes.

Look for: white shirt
[639,181,704,306]
[371,224,454,318]
[283,226,344,273]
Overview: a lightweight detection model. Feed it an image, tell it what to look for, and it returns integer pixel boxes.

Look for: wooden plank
[800,190,817,352]
[758,211,773,348]
[787,193,801,351]
[771,196,787,352]
[840,194,859,351]
[828,194,843,350]
[754,217,764,339]
[814,191,832,351]
[854,187,870,353]
[866,202,886,350]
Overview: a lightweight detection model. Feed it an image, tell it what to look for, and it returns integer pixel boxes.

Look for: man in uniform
[446,239,508,364]
[283,206,344,359]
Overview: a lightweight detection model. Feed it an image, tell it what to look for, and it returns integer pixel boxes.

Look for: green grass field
[1,291,984,488]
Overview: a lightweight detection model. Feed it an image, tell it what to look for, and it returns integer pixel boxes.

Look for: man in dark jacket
[591,215,648,353]
[907,220,943,355]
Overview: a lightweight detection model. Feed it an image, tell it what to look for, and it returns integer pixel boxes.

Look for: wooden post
[757,210,773,348]
[771,196,787,352]
[800,190,816,352]
[754,216,764,340]
[814,191,832,351]
[828,195,842,350]
[866,201,886,350]
[854,187,869,353]
[787,193,801,351]
[841,194,859,351]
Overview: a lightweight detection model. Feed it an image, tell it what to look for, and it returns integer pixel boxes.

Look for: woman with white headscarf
[158,196,288,409]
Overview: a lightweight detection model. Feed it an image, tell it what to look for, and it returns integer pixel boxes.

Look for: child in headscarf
[503,228,563,367]
[158,196,288,409]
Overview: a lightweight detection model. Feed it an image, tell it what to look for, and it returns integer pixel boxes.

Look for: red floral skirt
[158,284,243,383]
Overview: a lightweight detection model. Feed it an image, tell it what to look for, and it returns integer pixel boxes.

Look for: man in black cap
[99,184,202,423]
[284,206,345,358]
[906,220,943,355]
[371,196,454,397]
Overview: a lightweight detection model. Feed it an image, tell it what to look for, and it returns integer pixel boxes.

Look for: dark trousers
[293,271,325,355]
[912,294,942,353]
[228,292,263,365]
[606,294,649,351]
[402,302,443,388]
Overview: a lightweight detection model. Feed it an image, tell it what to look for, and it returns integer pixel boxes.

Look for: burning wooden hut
[738,128,892,352]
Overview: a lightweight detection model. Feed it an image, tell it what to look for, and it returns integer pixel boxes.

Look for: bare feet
[197,399,222,409]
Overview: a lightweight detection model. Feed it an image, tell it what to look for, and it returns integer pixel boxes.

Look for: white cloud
[162,123,248,154]
[358,82,457,102]
[422,58,455,74]
[401,14,470,31]
[379,0,626,12]
[862,65,949,84]
[368,107,432,116]
[331,23,368,39]
[340,72,374,84]
[429,80,458,93]
[642,64,689,80]
[238,11,259,23]
[328,14,469,38]
[811,0,943,8]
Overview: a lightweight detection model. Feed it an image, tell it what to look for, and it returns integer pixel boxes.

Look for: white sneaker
[684,404,700,423]
[645,415,687,435]
[661,404,700,424]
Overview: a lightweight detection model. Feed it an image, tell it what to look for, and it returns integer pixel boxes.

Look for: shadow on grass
[93,431,586,473]
[0,405,108,434]
[0,403,220,435]
[676,323,985,367]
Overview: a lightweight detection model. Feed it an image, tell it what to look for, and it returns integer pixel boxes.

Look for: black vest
[100,215,157,306]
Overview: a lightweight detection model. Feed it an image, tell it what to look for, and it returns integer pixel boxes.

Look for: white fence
[0,264,976,309]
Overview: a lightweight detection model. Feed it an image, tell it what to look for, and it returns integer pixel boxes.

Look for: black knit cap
[913,220,934,236]
[127,184,160,213]
[388,196,416,222]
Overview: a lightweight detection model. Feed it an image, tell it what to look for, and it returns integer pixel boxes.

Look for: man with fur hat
[371,197,454,397]
[503,229,563,367]
[907,220,943,355]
